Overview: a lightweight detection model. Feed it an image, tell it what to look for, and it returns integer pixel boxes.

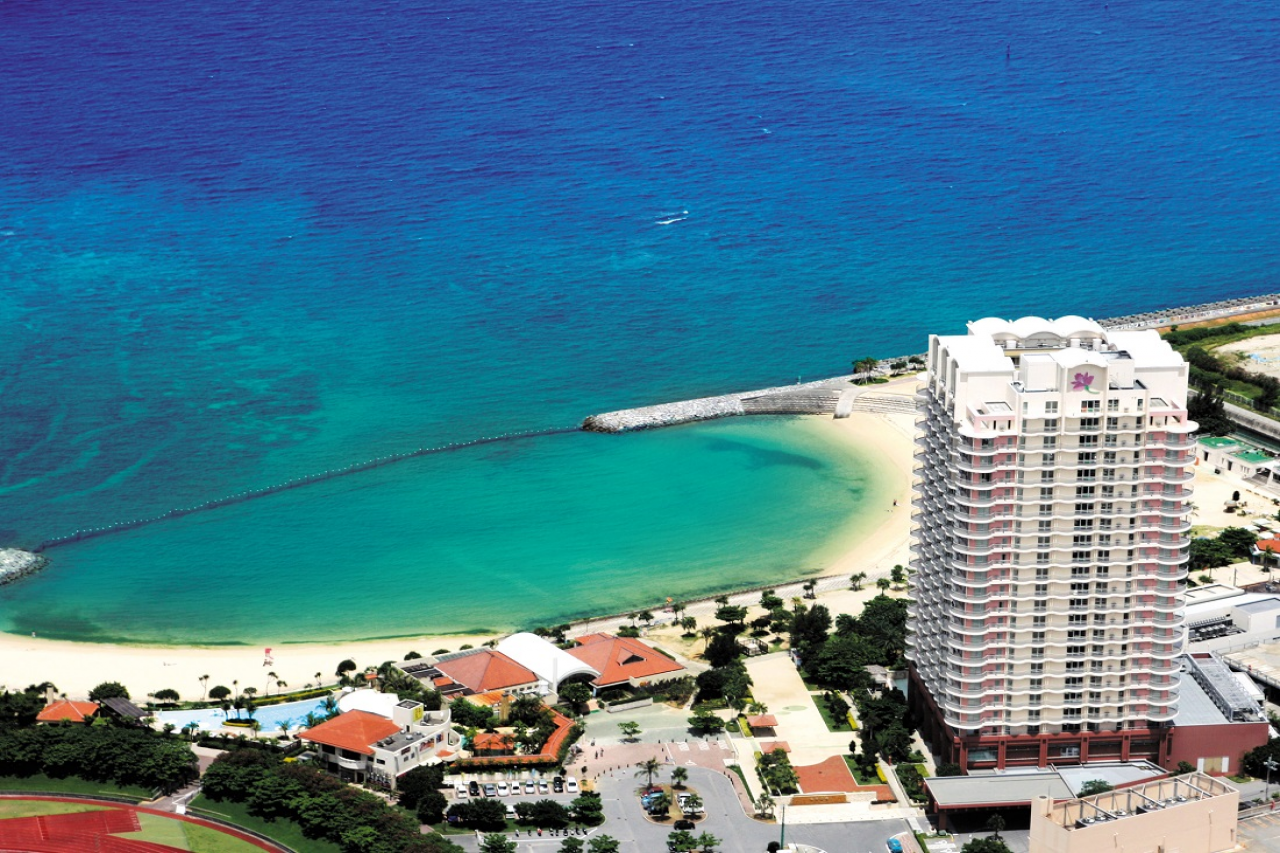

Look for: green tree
[398,764,446,810]
[671,766,689,789]
[760,589,784,610]
[152,688,180,705]
[637,757,662,789]
[936,762,963,777]
[1173,761,1196,776]
[198,675,210,702]
[876,577,891,591]
[695,831,721,853]
[560,682,593,714]
[681,616,698,635]
[756,792,775,818]
[1188,385,1233,436]
[417,790,448,825]
[559,839,585,853]
[666,830,697,852]
[208,685,231,702]
[713,605,748,626]
[247,773,304,822]
[1220,527,1258,560]
[688,710,725,735]
[853,356,879,382]
[986,813,1006,839]
[335,658,357,678]
[1077,780,1114,797]
[587,836,620,853]
[618,720,641,741]
[890,564,906,585]
[570,793,605,825]
[704,632,742,668]
[88,681,130,702]
[849,572,867,590]
[961,839,1011,853]
[479,835,517,853]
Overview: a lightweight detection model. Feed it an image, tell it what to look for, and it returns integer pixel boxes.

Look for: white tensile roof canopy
[496,632,600,689]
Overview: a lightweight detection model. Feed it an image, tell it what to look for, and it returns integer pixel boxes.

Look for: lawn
[0,799,108,819]
[189,795,342,853]
[0,773,152,800]
[842,756,880,786]
[813,698,853,733]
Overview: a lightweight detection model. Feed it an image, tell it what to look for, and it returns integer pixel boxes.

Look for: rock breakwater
[583,378,845,432]
[0,548,47,586]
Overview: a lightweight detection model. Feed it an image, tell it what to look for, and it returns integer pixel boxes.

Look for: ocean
[0,0,1276,643]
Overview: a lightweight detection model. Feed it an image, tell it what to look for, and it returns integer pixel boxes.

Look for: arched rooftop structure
[496,632,600,691]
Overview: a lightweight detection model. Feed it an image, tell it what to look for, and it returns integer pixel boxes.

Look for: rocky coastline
[0,548,47,586]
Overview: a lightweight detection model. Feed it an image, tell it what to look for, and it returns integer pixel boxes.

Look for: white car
[497,781,509,796]
[524,780,536,794]
[454,782,468,799]
[538,780,550,794]
[565,776,579,794]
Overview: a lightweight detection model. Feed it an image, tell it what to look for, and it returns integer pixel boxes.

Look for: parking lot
[445,765,911,853]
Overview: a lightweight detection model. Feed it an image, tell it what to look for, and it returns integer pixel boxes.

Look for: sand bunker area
[1217,333,1280,380]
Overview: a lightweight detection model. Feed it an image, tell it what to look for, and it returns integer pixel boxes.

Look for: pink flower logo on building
[1072,371,1099,394]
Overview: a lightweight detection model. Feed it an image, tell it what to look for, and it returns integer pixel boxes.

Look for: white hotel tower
[907,316,1196,770]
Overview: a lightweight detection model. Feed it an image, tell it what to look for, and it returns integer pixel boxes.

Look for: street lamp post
[779,801,787,850]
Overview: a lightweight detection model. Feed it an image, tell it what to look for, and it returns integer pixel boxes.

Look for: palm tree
[672,601,686,620]
[275,678,288,696]
[199,674,210,702]
[232,679,239,699]
[756,792,775,819]
[849,572,867,591]
[681,616,697,635]
[671,766,689,789]
[699,627,716,652]
[266,671,278,696]
[636,757,662,789]
[315,671,323,688]
[302,712,320,729]
[182,721,200,742]
[748,701,769,715]
[278,718,293,739]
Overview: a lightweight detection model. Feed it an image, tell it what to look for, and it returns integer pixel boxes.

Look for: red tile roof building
[36,700,99,724]
[566,633,686,690]
[299,710,400,756]
[434,650,539,695]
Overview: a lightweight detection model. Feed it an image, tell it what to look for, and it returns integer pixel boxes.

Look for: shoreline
[0,380,919,699]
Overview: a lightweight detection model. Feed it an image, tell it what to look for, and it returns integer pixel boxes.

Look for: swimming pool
[155,696,329,733]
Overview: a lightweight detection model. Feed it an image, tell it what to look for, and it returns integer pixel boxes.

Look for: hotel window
[1043,436,1057,449]
[1108,399,1120,412]
[1045,401,1059,414]
[1083,400,1100,413]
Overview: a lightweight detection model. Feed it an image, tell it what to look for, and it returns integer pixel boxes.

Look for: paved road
[1242,811,1280,852]
[446,766,909,853]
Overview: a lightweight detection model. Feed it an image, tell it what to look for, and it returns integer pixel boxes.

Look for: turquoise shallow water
[0,417,887,644]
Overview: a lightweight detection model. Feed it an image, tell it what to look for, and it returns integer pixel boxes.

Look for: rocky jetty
[583,378,846,432]
[0,548,47,586]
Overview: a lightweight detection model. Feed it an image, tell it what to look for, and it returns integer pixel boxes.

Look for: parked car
[454,783,468,799]
[673,819,696,831]
[887,839,903,853]
[468,780,481,797]
[483,783,497,797]
[552,777,565,793]
[524,780,536,794]
[565,777,579,794]
[538,780,550,794]
[505,803,518,818]
[497,782,509,796]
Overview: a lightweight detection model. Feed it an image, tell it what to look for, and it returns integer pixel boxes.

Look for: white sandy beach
[0,378,921,701]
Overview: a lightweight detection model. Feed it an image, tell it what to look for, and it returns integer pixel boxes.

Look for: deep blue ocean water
[1,0,1277,642]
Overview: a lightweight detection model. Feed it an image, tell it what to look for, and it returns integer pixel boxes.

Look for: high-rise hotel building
[908,316,1196,770]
